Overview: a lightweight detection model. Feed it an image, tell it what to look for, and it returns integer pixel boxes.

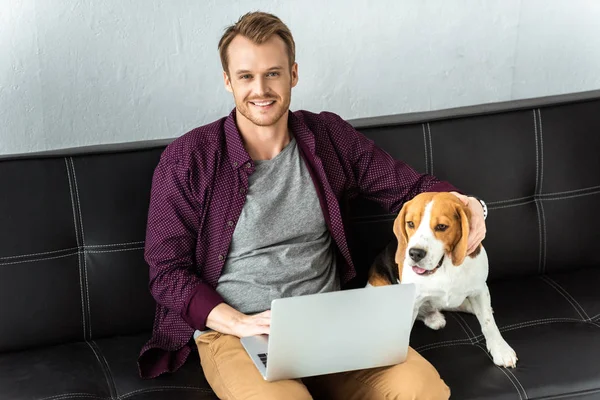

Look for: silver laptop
[240,283,416,381]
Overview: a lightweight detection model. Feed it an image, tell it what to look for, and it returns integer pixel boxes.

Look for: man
[138,11,486,400]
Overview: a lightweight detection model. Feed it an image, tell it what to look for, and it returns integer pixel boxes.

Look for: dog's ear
[451,203,471,266]
[393,202,409,268]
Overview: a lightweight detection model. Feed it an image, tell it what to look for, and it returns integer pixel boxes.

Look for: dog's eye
[435,224,448,232]
[406,221,415,229]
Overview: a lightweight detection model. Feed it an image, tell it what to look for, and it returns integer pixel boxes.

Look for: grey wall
[1,0,600,155]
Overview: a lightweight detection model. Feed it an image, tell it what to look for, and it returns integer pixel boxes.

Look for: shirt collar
[224,109,253,170]
[224,108,317,170]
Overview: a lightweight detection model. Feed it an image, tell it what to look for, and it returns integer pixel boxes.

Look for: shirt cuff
[427,181,462,194]
[181,282,225,331]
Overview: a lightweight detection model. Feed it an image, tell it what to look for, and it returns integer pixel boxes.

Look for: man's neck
[235,111,291,161]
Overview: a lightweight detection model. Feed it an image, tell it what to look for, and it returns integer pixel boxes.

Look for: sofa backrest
[1,90,599,352]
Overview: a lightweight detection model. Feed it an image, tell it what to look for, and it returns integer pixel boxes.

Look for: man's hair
[218,11,296,75]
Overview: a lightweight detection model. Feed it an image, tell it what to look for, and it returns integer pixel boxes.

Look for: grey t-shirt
[215,137,339,314]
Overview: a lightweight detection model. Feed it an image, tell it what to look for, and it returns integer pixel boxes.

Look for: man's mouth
[412,255,444,276]
[250,100,275,107]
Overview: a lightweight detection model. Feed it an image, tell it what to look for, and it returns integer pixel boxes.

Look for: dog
[367,192,518,368]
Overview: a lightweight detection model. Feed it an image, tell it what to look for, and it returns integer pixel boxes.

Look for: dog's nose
[409,248,427,262]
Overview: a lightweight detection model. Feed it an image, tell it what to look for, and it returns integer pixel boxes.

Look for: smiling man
[138,11,486,400]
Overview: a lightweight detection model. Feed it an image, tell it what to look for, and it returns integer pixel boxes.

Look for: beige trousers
[195,331,450,400]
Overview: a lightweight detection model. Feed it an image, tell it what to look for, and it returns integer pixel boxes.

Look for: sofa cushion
[0,334,216,400]
[411,268,600,399]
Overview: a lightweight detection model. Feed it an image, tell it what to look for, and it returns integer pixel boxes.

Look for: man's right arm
[145,157,270,336]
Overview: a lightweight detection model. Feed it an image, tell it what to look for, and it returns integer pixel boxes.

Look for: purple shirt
[138,109,459,378]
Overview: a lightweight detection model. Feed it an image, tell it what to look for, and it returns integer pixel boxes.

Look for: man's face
[224,34,298,128]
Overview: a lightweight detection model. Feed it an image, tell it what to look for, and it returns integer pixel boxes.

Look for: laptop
[240,283,416,382]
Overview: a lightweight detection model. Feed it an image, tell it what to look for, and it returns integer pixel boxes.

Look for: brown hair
[218,12,296,75]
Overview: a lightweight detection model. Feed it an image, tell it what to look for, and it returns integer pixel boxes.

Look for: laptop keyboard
[258,352,268,367]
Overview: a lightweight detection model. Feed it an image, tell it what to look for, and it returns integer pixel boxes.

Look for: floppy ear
[451,203,471,266]
[393,203,409,268]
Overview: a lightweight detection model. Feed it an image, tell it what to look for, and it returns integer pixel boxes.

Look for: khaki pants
[195,331,450,400]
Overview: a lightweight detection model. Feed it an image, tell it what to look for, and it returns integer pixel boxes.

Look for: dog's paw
[488,339,518,368]
[423,310,446,330]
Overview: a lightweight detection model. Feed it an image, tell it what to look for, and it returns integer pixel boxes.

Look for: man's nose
[253,76,268,96]
[409,248,427,262]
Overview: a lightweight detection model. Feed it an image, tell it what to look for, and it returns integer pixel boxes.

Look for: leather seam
[86,340,117,399]
[70,157,92,339]
[540,276,590,320]
[65,158,87,341]
[475,343,527,399]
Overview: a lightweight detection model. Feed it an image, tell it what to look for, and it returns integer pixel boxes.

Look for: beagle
[367,192,518,368]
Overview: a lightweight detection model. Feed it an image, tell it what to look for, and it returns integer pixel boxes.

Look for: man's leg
[304,347,450,400]
[195,331,313,400]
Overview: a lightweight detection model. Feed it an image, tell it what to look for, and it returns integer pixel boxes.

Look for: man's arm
[145,158,224,331]
[325,113,486,253]
[145,157,273,336]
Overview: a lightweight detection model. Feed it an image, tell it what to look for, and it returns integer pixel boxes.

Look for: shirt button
[227,220,234,227]
[239,187,246,194]
[246,162,252,168]
[233,161,238,167]
[218,254,224,261]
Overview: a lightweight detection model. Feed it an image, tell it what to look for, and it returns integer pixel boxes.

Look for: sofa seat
[0,334,216,400]
[410,268,600,399]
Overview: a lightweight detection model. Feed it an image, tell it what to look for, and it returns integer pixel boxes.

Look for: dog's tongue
[412,266,428,275]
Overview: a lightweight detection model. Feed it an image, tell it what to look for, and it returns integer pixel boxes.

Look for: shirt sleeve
[144,157,224,331]
[327,112,462,213]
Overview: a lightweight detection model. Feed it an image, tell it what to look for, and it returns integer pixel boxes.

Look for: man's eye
[240,74,251,80]
[435,224,448,232]
[267,72,280,77]
[406,221,415,229]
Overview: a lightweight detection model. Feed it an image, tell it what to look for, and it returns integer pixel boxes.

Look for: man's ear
[451,203,471,266]
[291,62,299,88]
[223,71,233,93]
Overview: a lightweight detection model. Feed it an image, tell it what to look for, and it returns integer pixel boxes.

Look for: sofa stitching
[39,394,108,400]
[0,247,80,261]
[86,341,117,399]
[65,158,87,341]
[0,242,145,263]
[453,312,477,340]
[85,247,145,254]
[415,338,473,352]
[118,386,212,399]
[458,317,600,343]
[537,109,544,194]
[70,157,92,339]
[543,189,600,201]
[540,200,547,274]
[489,200,536,210]
[422,123,429,174]
[475,343,527,399]
[86,241,145,248]
[536,200,543,274]
[0,252,78,267]
[488,195,534,205]
[448,313,475,342]
[427,122,434,174]
[533,109,540,195]
[540,276,590,320]
[417,342,524,399]
[539,185,600,197]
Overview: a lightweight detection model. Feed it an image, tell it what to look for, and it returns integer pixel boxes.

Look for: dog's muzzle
[412,255,444,276]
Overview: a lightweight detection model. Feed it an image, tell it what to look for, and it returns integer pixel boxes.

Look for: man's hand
[206,303,271,337]
[450,192,487,255]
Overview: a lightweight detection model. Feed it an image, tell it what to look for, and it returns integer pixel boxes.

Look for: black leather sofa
[1,89,599,400]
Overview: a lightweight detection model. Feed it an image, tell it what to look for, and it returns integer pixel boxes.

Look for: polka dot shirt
[137,108,458,378]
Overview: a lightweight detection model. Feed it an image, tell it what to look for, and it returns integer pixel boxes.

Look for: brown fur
[369,192,479,285]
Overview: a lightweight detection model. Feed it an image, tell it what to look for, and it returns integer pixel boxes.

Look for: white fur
[401,200,518,368]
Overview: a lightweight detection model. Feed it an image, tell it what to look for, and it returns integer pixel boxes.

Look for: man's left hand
[450,192,486,255]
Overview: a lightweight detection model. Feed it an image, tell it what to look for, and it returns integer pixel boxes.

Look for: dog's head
[394,192,472,277]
